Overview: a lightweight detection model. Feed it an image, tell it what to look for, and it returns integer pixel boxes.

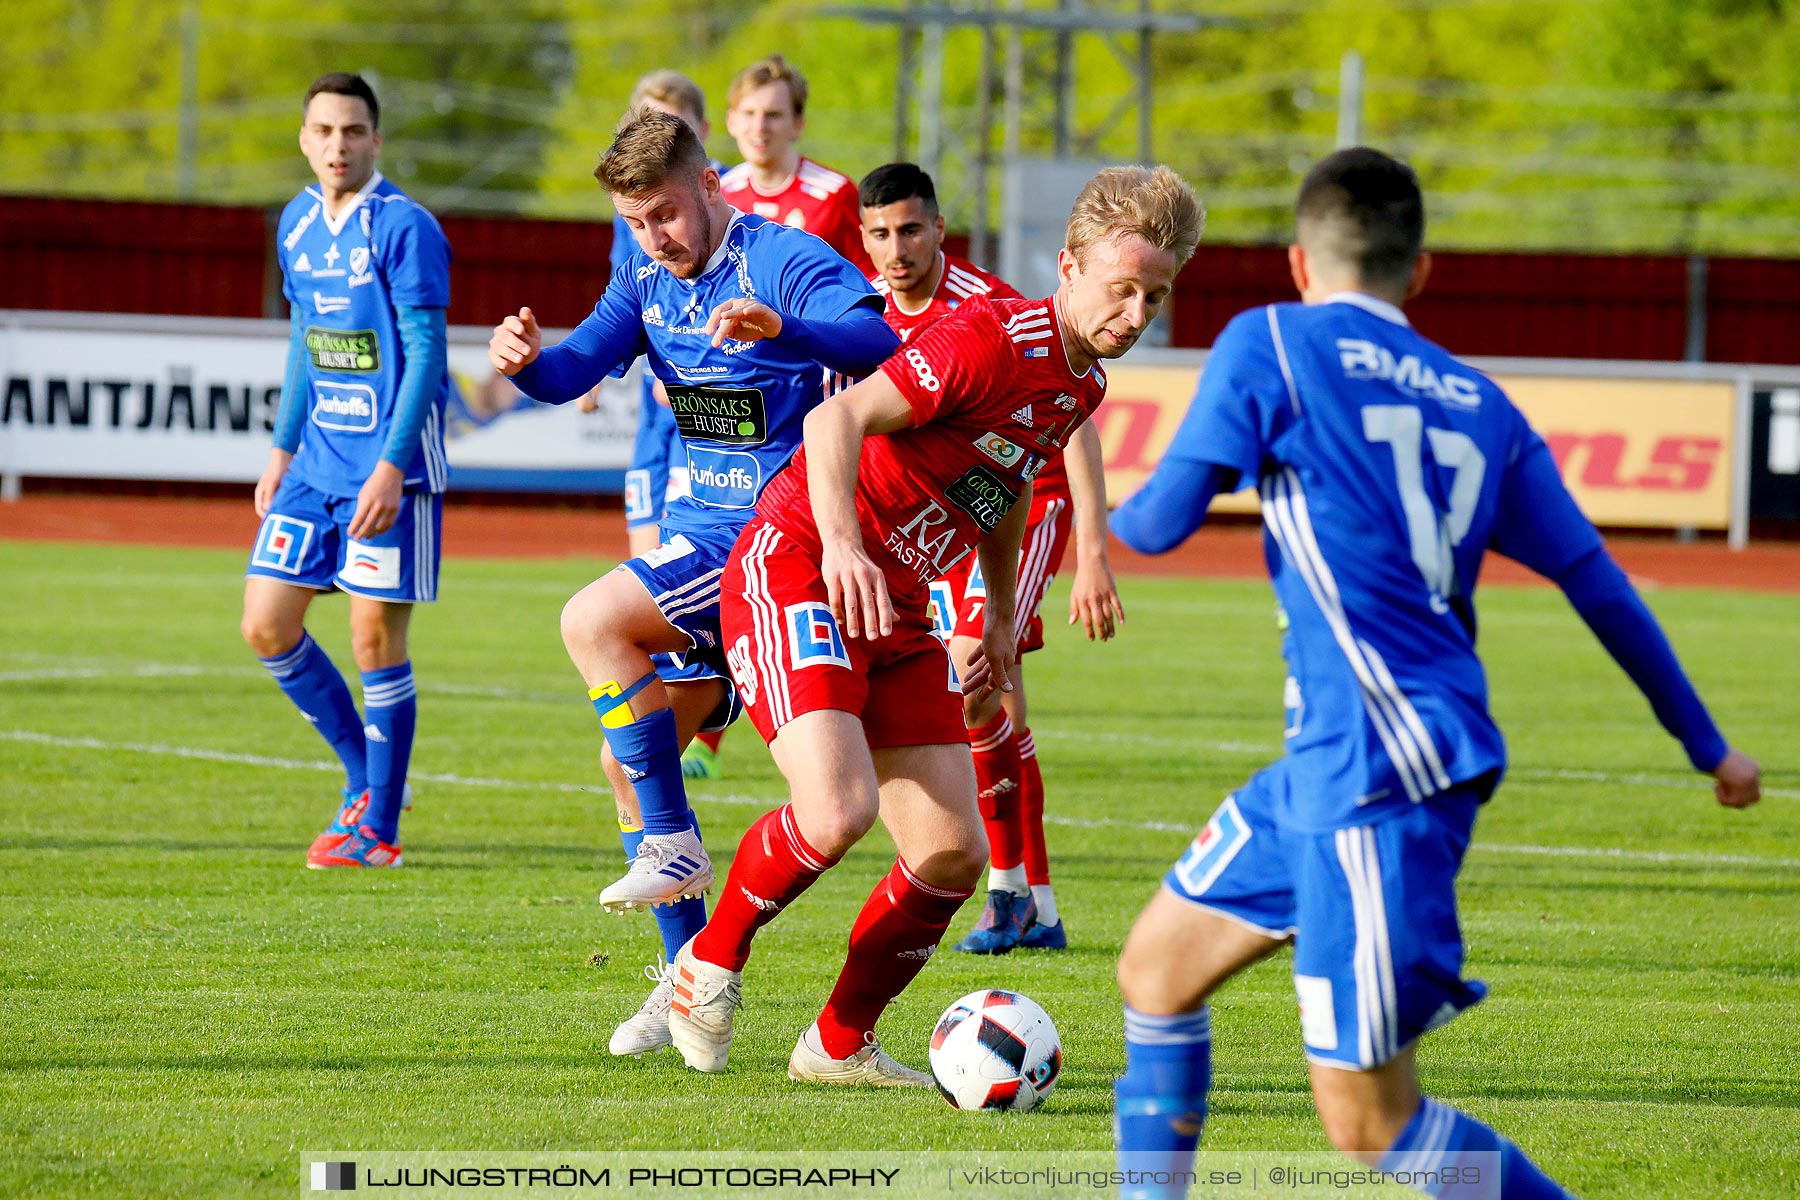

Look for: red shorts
[721,517,967,749]
[930,493,1071,655]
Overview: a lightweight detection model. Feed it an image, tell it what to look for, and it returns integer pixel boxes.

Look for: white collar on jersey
[311,170,384,237]
[1323,290,1411,327]
[889,251,945,318]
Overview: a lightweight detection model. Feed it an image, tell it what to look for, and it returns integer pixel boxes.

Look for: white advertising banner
[0,311,639,490]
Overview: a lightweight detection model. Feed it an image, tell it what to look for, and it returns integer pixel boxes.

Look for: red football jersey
[756,293,1105,603]
[721,157,872,275]
[874,254,1070,502]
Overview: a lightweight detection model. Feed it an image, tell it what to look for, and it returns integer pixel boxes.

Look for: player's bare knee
[1118,926,1210,1013]
[240,610,298,658]
[559,591,603,657]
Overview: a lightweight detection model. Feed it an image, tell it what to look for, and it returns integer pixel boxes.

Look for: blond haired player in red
[720,53,872,276]
[657,165,1204,1083]
[857,162,1124,956]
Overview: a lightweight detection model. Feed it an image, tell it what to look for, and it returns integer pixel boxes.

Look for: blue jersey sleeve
[1169,308,1290,483]
[377,204,452,309]
[382,304,447,472]
[511,276,648,405]
[1492,421,1726,772]
[774,233,885,325]
[1110,461,1237,555]
[277,202,303,306]
[273,306,309,454]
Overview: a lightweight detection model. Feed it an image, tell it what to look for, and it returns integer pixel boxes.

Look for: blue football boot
[952,889,1037,955]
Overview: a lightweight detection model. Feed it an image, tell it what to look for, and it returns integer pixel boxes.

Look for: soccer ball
[928,988,1063,1111]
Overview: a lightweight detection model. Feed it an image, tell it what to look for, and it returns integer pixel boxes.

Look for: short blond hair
[630,69,706,125]
[728,53,808,116]
[1066,165,1205,269]
[594,110,710,197]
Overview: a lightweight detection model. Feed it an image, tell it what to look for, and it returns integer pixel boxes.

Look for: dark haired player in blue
[1108,148,1761,1199]
[488,110,897,1058]
[242,72,453,870]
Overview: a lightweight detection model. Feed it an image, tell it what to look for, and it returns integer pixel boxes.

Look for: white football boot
[667,938,743,1073]
[787,1022,932,1088]
[599,828,714,913]
[608,959,674,1058]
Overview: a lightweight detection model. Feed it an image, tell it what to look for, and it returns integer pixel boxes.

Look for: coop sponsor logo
[305,326,381,374]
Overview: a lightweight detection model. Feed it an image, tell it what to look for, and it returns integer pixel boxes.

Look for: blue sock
[590,675,692,836]
[1115,1006,1212,1200]
[260,634,366,795]
[1379,1097,1572,1199]
[359,662,417,844]
[621,818,709,959]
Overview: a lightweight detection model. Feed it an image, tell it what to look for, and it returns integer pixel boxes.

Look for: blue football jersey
[277,172,453,497]
[527,210,881,535]
[1172,293,1564,830]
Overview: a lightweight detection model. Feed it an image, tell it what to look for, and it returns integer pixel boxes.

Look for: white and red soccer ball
[929,988,1063,1112]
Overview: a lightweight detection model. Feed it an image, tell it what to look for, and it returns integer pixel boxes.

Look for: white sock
[1031,884,1059,925]
[988,864,1028,895]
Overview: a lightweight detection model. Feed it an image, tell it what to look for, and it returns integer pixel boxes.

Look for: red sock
[970,712,1023,870]
[694,729,724,753]
[1018,727,1051,886]
[692,804,837,971]
[816,857,975,1058]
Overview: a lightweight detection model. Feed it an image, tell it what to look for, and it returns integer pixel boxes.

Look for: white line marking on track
[4,729,1794,871]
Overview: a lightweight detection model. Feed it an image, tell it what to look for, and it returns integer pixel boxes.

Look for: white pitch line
[0,661,576,705]
[4,729,1795,872]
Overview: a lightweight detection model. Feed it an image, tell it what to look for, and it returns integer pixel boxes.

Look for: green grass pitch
[1,539,1796,1197]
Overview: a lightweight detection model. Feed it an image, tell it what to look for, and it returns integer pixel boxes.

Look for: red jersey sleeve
[878,301,1012,426]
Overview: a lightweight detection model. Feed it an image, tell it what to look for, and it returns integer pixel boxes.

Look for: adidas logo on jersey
[642,304,665,327]
[293,253,312,273]
[1010,404,1034,427]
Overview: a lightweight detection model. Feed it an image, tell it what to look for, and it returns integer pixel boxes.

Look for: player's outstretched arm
[1110,458,1237,556]
[1492,437,1760,809]
[802,373,917,641]
[1063,418,1125,640]
[962,486,1031,700]
[491,285,647,404]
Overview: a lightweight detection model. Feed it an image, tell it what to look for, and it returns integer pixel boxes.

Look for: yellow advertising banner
[1095,362,1735,529]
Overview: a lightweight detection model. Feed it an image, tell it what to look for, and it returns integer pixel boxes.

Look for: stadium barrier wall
[5,308,1799,546]
[0,310,640,495]
[1101,350,1800,550]
[8,195,1800,365]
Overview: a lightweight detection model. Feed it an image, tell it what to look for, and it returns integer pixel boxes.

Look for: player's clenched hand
[960,618,1017,699]
[254,450,293,519]
[1710,748,1761,809]
[488,307,541,376]
[1068,556,1125,641]
[705,299,782,347]
[820,538,893,640]
[348,461,405,540]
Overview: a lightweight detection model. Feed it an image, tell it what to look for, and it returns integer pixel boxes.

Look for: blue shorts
[618,511,743,730]
[1165,765,1488,1070]
[247,473,442,603]
[624,392,685,531]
